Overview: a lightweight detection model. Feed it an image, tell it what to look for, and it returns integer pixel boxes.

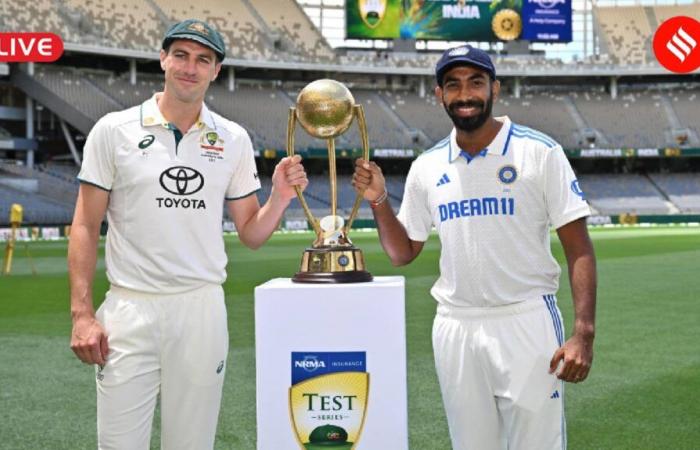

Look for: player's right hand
[71,315,109,365]
[352,158,385,203]
[271,154,308,203]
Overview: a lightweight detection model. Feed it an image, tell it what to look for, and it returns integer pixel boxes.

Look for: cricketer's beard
[443,91,493,132]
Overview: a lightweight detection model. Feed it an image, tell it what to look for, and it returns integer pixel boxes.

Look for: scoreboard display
[346,0,572,43]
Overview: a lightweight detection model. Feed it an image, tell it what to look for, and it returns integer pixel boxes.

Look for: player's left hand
[271,155,308,203]
[549,333,594,383]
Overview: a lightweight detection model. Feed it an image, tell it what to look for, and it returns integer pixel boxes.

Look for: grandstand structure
[0,0,699,227]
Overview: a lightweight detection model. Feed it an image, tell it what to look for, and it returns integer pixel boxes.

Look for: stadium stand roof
[2,1,699,76]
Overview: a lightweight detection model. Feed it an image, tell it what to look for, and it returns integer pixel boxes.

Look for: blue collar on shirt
[460,149,488,164]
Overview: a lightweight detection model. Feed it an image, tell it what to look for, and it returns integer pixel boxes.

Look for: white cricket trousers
[94,284,229,450]
[432,297,566,450]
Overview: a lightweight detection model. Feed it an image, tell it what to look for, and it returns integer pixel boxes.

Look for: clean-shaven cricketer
[68,19,307,449]
[353,45,596,449]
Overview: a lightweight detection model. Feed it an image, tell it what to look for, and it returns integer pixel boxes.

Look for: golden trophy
[288,79,373,283]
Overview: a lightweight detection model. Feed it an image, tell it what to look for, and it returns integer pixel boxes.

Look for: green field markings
[567,364,700,449]
[216,347,257,450]
[587,224,700,239]
[0,335,96,450]
[1,227,699,449]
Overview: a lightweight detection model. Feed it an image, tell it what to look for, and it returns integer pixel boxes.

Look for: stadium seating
[0,183,73,226]
[594,4,700,66]
[63,0,165,51]
[248,0,335,62]
[30,66,122,124]
[40,163,80,184]
[571,88,671,148]
[153,0,276,61]
[578,174,671,214]
[382,89,581,149]
[649,173,700,213]
[20,61,699,154]
[206,83,314,150]
[4,2,700,227]
[342,90,416,149]
[1,162,78,208]
[494,91,580,149]
[653,4,700,27]
[379,90,451,144]
[0,0,82,44]
[385,175,406,204]
[669,87,700,135]
[595,6,653,65]
[86,71,162,108]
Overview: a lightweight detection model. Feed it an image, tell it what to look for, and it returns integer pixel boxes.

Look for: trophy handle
[344,104,371,236]
[287,107,321,236]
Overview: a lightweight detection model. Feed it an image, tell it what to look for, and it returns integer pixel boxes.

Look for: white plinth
[254,276,407,450]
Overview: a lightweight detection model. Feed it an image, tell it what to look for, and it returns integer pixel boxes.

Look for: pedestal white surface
[255,276,407,450]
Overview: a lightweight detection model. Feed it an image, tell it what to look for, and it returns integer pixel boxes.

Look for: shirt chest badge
[498,165,517,184]
[200,131,225,161]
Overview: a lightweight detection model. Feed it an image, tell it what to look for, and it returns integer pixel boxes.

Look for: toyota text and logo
[157,166,206,209]
[159,166,204,195]
[653,16,700,73]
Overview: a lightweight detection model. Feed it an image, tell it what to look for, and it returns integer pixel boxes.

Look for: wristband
[370,190,388,209]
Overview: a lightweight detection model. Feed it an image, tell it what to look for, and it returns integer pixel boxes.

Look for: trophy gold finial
[296,79,355,138]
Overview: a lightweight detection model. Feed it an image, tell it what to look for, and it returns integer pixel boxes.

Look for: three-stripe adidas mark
[436,173,451,187]
[550,390,560,399]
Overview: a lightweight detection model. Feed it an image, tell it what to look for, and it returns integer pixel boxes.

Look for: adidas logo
[436,173,451,186]
[550,390,560,399]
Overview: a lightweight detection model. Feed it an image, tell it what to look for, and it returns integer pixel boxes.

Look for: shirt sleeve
[397,160,432,242]
[543,145,591,229]
[225,129,261,200]
[77,116,115,191]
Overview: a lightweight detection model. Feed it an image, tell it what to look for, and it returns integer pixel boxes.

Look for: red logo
[653,16,700,73]
[0,33,64,63]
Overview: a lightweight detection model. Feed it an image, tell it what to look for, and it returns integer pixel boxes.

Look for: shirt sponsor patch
[200,131,224,159]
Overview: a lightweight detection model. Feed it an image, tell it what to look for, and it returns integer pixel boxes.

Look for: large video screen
[346,0,572,43]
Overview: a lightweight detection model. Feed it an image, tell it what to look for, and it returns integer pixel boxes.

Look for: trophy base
[293,246,373,284]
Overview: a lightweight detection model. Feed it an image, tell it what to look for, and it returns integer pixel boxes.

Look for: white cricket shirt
[398,116,590,307]
[78,94,260,294]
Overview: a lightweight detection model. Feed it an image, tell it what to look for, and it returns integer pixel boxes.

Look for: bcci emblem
[358,0,387,28]
[492,9,522,41]
[290,352,369,450]
[206,131,218,146]
[498,165,518,184]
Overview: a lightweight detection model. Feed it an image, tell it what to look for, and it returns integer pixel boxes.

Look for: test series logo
[290,352,369,450]
[0,33,64,62]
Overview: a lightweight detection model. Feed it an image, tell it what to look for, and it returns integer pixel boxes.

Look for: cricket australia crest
[359,0,387,28]
[289,352,369,450]
[206,131,218,146]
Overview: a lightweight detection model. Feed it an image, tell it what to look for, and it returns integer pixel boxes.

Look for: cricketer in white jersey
[353,45,597,450]
[68,19,308,450]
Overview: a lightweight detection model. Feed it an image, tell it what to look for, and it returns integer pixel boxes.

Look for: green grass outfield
[1,225,699,449]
